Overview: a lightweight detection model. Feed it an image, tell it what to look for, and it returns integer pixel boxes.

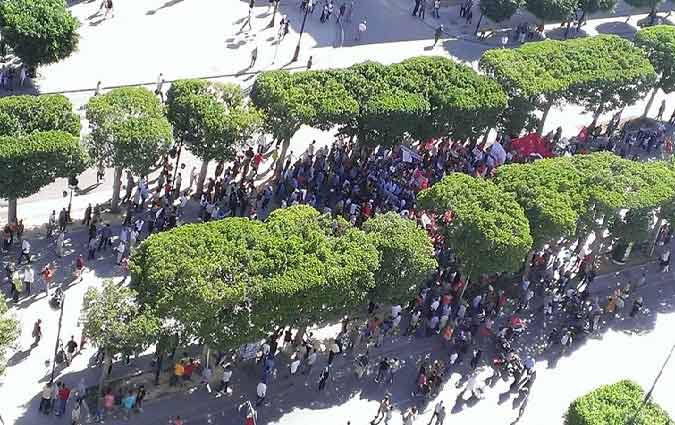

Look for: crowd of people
[3,97,672,424]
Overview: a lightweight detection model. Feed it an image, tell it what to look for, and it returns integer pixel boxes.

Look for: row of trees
[418,152,675,284]
[479,0,665,30]
[122,206,436,355]
[2,28,674,221]
[251,56,507,172]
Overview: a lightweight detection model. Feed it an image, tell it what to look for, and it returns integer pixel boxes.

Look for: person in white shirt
[255,381,267,405]
[23,265,34,295]
[219,364,233,394]
[19,239,31,264]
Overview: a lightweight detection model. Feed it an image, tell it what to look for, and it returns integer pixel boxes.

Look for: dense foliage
[81,281,160,357]
[166,79,263,163]
[565,380,672,425]
[0,299,19,376]
[418,173,533,279]
[525,0,577,22]
[86,87,172,176]
[0,131,89,199]
[363,212,437,304]
[252,57,507,147]
[0,0,79,69]
[494,156,587,247]
[0,95,80,137]
[480,35,656,133]
[131,205,382,349]
[480,0,524,23]
[635,26,675,95]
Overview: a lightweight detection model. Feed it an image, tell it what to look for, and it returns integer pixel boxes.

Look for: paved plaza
[1,0,675,424]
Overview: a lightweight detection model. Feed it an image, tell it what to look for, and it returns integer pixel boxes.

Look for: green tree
[131,205,379,350]
[86,87,172,211]
[0,131,89,222]
[0,299,19,376]
[566,380,672,425]
[363,212,437,305]
[635,25,675,117]
[81,281,159,395]
[570,153,675,253]
[563,36,656,127]
[251,70,358,175]
[0,0,79,72]
[480,36,656,134]
[494,156,587,272]
[479,0,523,26]
[166,79,263,194]
[0,94,80,137]
[418,173,533,288]
[525,0,577,22]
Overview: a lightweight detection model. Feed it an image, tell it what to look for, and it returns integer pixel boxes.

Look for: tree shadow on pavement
[146,0,186,16]
[595,21,637,37]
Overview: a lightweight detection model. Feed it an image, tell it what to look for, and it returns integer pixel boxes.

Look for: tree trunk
[649,216,664,256]
[97,352,111,405]
[202,344,210,368]
[7,197,17,224]
[522,248,536,279]
[196,160,209,196]
[536,99,554,135]
[642,87,659,118]
[293,325,307,346]
[111,167,123,213]
[459,276,470,301]
[268,0,279,28]
[274,137,291,178]
[474,14,483,36]
[154,351,164,385]
[590,105,603,131]
[576,9,587,31]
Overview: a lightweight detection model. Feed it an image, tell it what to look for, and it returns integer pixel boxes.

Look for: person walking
[371,396,390,424]
[32,319,42,346]
[433,25,447,47]
[65,336,78,366]
[219,363,233,394]
[22,264,33,296]
[155,73,165,102]
[429,400,445,425]
[18,238,31,264]
[356,18,367,41]
[58,208,67,232]
[630,297,643,317]
[71,400,82,425]
[39,382,53,414]
[255,380,267,405]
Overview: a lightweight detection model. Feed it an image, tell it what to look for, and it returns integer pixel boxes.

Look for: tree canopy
[363,212,437,304]
[494,156,587,247]
[131,205,381,349]
[166,79,263,163]
[0,299,19,376]
[565,380,672,425]
[480,0,524,23]
[81,281,160,357]
[418,173,533,279]
[252,57,507,147]
[0,131,89,200]
[86,87,172,176]
[525,0,577,22]
[635,25,675,94]
[0,0,79,69]
[623,0,663,14]
[0,95,80,137]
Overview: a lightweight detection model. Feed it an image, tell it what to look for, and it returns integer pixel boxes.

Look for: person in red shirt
[182,359,194,382]
[55,382,71,416]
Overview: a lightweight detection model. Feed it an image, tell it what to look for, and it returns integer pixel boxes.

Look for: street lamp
[292,4,310,62]
[50,292,65,383]
[66,176,78,223]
